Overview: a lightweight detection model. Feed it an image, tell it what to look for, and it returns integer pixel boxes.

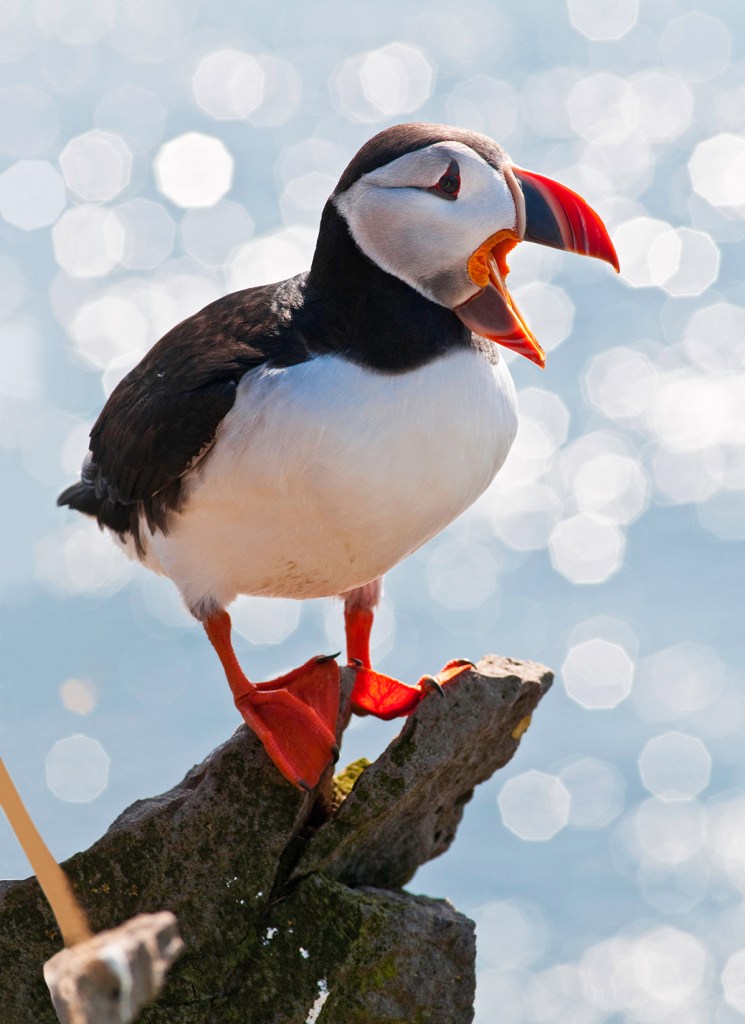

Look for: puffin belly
[146,347,518,613]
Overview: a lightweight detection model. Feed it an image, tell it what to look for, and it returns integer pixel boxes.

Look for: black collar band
[302,201,471,374]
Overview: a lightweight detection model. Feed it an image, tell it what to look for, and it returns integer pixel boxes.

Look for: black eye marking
[427,159,460,200]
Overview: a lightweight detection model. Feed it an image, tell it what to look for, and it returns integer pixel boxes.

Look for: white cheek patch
[334,144,517,309]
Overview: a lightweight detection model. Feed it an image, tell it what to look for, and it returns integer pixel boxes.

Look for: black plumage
[57,125,484,551]
[58,278,312,549]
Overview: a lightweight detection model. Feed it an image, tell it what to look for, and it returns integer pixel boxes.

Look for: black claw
[316,651,341,665]
[421,675,445,698]
[348,658,364,669]
[297,778,312,793]
[331,744,340,764]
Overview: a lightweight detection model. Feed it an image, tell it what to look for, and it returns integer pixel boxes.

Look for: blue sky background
[1,1,745,1019]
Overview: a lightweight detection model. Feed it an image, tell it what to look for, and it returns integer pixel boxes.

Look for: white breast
[136,346,518,616]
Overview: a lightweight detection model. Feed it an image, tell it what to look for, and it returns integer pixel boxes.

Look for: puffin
[58,123,618,790]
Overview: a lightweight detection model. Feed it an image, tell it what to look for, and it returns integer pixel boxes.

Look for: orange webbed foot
[204,611,341,790]
[344,600,473,720]
[349,659,474,719]
[236,656,341,789]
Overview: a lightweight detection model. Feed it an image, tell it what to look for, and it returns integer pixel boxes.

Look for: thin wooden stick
[0,756,92,947]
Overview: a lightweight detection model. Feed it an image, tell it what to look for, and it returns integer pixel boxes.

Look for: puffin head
[332,123,619,368]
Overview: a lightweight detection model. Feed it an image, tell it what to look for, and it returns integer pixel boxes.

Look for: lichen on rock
[0,656,551,1024]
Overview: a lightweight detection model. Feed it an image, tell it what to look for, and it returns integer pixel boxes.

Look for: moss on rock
[0,656,551,1024]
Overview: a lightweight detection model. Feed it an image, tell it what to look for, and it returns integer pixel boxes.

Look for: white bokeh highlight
[697,490,745,542]
[684,301,745,374]
[633,643,723,723]
[661,12,731,81]
[444,76,520,144]
[332,43,434,122]
[60,130,132,201]
[527,963,595,1024]
[689,132,745,213]
[628,798,707,869]
[476,386,569,552]
[631,71,693,144]
[614,217,681,289]
[568,73,639,144]
[638,733,712,802]
[578,926,710,1019]
[583,346,657,423]
[559,757,625,828]
[35,521,135,596]
[0,159,66,230]
[52,205,125,277]
[59,678,97,716]
[572,451,648,525]
[34,0,115,43]
[192,49,265,120]
[723,950,745,1014]
[45,734,109,802]
[549,513,625,584]
[426,539,500,611]
[227,226,315,291]
[498,770,570,841]
[662,228,719,296]
[567,0,638,41]
[245,57,302,128]
[280,171,337,227]
[707,794,745,893]
[68,291,149,370]
[562,638,634,709]
[475,899,549,971]
[511,283,574,353]
[231,595,302,646]
[155,133,234,208]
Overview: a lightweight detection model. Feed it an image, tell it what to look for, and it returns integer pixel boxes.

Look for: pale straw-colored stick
[0,755,92,947]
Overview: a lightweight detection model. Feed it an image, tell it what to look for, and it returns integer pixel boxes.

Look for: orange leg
[344,605,472,719]
[204,611,340,790]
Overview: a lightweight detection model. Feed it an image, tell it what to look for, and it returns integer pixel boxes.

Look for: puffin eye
[428,159,460,200]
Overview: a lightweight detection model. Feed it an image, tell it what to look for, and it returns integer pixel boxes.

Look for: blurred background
[1,0,744,1019]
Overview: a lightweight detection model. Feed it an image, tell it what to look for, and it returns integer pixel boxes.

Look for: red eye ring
[428,159,460,200]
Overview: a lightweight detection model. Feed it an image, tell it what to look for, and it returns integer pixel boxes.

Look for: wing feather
[58,277,311,551]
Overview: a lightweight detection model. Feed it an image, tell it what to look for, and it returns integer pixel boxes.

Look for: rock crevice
[0,656,552,1024]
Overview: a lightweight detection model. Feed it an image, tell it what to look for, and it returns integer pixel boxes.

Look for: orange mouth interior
[465,229,544,366]
[467,229,520,288]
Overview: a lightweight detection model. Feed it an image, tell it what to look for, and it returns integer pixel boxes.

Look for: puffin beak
[454,166,619,368]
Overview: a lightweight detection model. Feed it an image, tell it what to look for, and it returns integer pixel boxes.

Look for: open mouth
[453,166,619,369]
[455,230,546,368]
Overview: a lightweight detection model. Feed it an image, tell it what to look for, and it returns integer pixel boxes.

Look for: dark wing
[58,277,311,551]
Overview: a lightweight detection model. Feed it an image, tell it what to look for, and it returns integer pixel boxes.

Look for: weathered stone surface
[294,656,552,889]
[0,725,317,1024]
[0,656,552,1024]
[215,875,476,1024]
[44,912,183,1024]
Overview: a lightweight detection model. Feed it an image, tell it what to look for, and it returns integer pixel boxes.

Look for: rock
[44,912,184,1024]
[0,656,552,1024]
[0,725,315,1024]
[294,656,552,888]
[219,875,476,1024]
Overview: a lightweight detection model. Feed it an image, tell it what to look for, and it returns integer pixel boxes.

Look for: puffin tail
[57,477,136,539]
[57,480,99,516]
